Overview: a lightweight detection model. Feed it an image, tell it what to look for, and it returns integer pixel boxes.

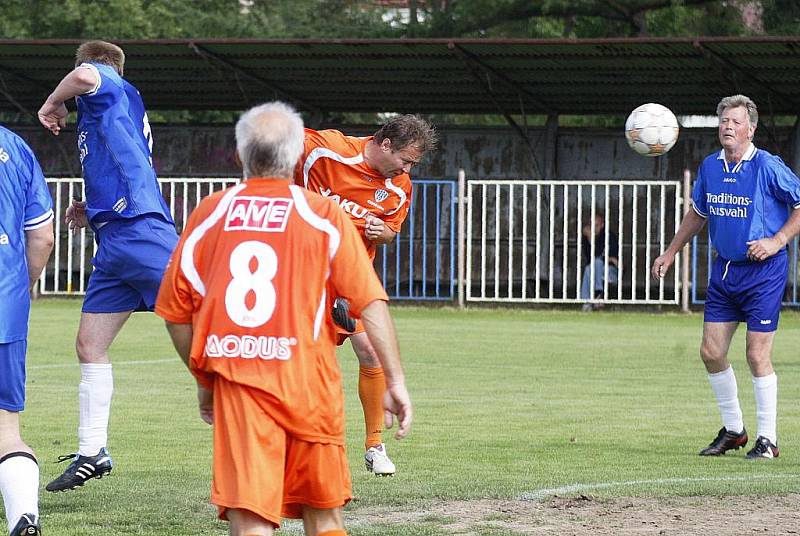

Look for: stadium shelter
[3,37,800,309]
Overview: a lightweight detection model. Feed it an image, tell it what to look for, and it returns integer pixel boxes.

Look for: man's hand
[383,383,412,440]
[364,215,386,242]
[65,200,88,234]
[197,385,214,425]
[747,234,786,262]
[651,251,675,280]
[331,297,357,332]
[38,100,68,135]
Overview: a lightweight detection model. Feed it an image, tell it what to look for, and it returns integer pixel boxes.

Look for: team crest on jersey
[225,197,293,232]
[374,189,389,202]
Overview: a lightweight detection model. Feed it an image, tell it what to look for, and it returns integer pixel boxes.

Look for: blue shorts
[704,252,788,332]
[0,340,27,411]
[83,215,179,314]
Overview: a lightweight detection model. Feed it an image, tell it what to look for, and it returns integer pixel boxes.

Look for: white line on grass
[520,473,800,501]
[28,358,177,370]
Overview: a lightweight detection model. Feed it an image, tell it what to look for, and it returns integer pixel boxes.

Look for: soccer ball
[624,103,680,157]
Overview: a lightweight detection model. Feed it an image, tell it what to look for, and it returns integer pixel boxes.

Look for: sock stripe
[0,451,37,466]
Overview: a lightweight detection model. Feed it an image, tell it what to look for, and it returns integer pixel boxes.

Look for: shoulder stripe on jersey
[24,210,54,230]
[180,184,247,297]
[289,184,341,340]
[302,147,364,189]
[691,203,707,219]
[383,177,407,216]
[77,63,102,96]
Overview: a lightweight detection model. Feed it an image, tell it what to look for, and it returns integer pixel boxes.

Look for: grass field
[18,299,800,534]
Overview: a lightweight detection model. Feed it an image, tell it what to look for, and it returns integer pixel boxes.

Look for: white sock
[707,366,744,434]
[752,373,778,445]
[0,453,39,533]
[78,363,114,456]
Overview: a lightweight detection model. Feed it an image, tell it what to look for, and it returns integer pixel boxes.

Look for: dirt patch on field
[347,494,800,535]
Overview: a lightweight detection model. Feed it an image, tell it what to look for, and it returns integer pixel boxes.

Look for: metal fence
[377,179,457,300]
[42,175,800,308]
[40,177,456,301]
[465,180,683,305]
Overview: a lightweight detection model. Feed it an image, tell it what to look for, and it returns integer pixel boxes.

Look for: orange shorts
[210,376,352,526]
[335,318,365,346]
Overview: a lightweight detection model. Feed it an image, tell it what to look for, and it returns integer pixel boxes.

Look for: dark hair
[373,114,437,154]
[75,41,125,75]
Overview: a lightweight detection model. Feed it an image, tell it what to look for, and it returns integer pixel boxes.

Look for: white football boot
[364,443,396,476]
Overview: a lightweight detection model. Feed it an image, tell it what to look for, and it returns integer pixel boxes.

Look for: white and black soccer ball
[624,103,680,157]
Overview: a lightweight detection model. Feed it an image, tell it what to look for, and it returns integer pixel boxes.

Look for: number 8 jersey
[155,179,388,443]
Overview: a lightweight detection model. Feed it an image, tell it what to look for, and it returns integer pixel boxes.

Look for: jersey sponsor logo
[706,192,751,219]
[366,199,386,212]
[319,188,371,219]
[709,205,747,218]
[205,333,298,360]
[77,131,89,164]
[225,197,293,232]
[0,234,8,245]
[375,189,389,202]
[0,147,9,163]
[705,193,752,206]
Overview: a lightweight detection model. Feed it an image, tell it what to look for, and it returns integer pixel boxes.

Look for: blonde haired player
[156,101,411,536]
[296,115,435,475]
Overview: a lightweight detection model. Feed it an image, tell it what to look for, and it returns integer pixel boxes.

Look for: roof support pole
[188,42,322,116]
[448,42,544,179]
[791,116,800,176]
[543,113,559,180]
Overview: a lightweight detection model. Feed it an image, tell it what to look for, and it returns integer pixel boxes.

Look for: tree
[409,0,749,38]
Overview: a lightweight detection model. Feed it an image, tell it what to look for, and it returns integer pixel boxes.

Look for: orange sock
[317,531,347,536]
[358,366,385,449]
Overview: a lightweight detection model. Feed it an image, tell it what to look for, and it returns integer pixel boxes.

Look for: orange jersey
[155,178,388,444]
[294,128,413,260]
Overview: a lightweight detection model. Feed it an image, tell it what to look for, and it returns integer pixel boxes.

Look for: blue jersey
[0,126,54,342]
[692,144,800,262]
[76,62,172,225]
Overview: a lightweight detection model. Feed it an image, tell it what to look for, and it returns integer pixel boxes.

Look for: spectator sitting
[581,213,619,311]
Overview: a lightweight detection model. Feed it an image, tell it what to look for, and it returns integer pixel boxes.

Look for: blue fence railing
[375,179,457,301]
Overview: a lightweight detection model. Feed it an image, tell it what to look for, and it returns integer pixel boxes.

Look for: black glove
[331,297,357,332]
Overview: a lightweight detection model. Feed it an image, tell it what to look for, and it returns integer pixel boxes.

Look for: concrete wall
[11,123,796,181]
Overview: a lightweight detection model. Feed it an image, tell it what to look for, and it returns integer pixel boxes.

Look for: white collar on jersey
[717,143,757,174]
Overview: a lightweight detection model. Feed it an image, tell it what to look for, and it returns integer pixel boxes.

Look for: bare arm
[38,66,99,135]
[359,300,412,439]
[165,321,213,425]
[652,209,706,280]
[746,206,800,261]
[25,222,54,289]
[364,215,397,245]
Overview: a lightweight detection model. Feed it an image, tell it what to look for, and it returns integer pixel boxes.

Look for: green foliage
[762,0,800,34]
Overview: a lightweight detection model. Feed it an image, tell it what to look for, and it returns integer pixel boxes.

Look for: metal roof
[2,37,800,117]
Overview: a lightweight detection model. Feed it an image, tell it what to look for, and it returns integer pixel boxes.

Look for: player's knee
[699,343,724,365]
[226,508,275,536]
[75,335,105,363]
[351,336,379,367]
[355,350,380,367]
[301,505,344,534]
[745,349,772,369]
